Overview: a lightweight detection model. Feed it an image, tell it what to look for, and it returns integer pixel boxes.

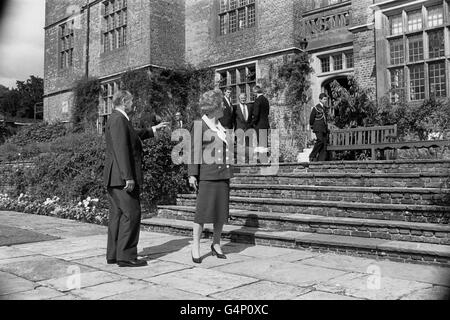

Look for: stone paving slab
[0,246,36,260]
[0,271,37,296]
[210,280,312,300]
[148,267,259,296]
[301,253,379,274]
[54,248,107,261]
[0,255,97,282]
[0,225,60,246]
[155,243,254,269]
[70,279,150,300]
[213,259,348,287]
[38,270,125,292]
[105,283,212,300]
[230,244,320,262]
[0,286,65,300]
[374,260,450,287]
[294,290,362,300]
[115,260,191,279]
[400,286,450,300]
[314,272,433,300]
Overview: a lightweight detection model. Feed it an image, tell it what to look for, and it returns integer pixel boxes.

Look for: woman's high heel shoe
[211,245,227,259]
[192,253,202,264]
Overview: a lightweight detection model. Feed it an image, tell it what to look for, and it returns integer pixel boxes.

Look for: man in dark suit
[309,93,329,162]
[103,90,168,267]
[250,85,270,151]
[219,87,235,129]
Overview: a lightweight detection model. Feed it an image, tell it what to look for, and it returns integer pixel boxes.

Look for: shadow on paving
[0,225,60,246]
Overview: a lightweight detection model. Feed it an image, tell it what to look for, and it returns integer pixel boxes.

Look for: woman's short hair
[113,90,133,108]
[199,89,223,115]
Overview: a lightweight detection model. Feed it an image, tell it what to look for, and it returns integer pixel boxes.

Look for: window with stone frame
[217,64,256,105]
[390,15,403,35]
[219,0,256,35]
[102,0,127,53]
[409,64,425,101]
[429,61,447,98]
[345,51,354,69]
[59,20,74,69]
[390,68,405,103]
[98,81,120,133]
[427,5,444,27]
[389,38,404,65]
[408,34,423,62]
[428,29,445,58]
[320,57,330,73]
[333,54,343,70]
[384,2,449,101]
[407,10,423,32]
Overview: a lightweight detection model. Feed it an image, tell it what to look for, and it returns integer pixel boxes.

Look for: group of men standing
[219,86,271,152]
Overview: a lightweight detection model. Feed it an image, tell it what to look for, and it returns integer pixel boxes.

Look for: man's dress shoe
[117,259,148,268]
[107,259,117,265]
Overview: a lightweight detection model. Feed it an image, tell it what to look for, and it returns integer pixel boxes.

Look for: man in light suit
[234,93,252,131]
[219,87,235,130]
[103,90,168,267]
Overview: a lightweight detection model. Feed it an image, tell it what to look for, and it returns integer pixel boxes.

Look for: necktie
[242,104,247,121]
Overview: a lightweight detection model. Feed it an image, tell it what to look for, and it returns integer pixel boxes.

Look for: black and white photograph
[0,0,449,308]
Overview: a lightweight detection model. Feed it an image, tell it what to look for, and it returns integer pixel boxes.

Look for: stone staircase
[141,160,450,266]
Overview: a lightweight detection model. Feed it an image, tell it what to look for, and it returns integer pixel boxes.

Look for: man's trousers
[106,186,141,261]
[310,131,328,162]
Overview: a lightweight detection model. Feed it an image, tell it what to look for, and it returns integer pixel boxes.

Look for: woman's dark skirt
[195,180,230,224]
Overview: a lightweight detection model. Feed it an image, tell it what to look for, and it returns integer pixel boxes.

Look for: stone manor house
[44,0,450,133]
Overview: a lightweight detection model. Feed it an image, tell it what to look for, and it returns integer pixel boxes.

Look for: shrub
[4,122,68,147]
[141,132,189,212]
[330,76,377,129]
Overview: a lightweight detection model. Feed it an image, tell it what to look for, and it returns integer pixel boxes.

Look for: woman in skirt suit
[188,89,233,264]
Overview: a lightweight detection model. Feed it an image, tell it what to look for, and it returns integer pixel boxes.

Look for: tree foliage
[0,76,43,119]
[330,76,377,129]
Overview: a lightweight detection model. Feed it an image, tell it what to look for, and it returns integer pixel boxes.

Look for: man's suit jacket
[219,97,235,129]
[234,103,253,131]
[251,95,270,129]
[309,104,328,133]
[103,110,154,188]
[188,120,233,181]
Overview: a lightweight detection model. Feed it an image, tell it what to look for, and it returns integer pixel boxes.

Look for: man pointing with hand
[103,90,168,267]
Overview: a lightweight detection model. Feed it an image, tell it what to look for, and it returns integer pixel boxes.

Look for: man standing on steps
[309,93,329,162]
[219,87,235,130]
[251,85,270,152]
[103,90,169,268]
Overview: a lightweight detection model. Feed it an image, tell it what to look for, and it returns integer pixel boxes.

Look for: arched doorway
[321,76,351,121]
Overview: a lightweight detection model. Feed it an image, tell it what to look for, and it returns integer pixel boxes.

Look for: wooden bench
[328,125,398,160]
[328,125,450,160]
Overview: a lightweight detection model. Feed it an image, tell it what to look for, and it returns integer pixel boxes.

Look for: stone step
[229,184,450,206]
[176,194,450,224]
[141,217,450,266]
[234,160,450,175]
[231,172,449,188]
[158,205,450,245]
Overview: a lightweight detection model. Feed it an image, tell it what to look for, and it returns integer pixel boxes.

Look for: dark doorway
[322,76,351,120]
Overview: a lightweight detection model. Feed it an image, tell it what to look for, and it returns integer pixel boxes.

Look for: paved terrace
[0,211,449,300]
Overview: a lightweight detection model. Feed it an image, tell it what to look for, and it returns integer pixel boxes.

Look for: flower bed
[0,193,108,226]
